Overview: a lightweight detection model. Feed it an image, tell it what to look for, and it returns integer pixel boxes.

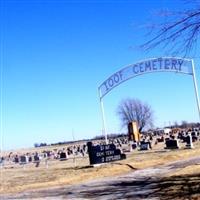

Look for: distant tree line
[34,143,47,148]
[93,133,127,140]
[33,139,90,148]
[166,121,200,129]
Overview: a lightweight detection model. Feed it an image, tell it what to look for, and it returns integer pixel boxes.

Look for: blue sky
[1,0,200,150]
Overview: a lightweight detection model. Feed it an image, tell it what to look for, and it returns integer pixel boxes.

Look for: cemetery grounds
[0,140,200,199]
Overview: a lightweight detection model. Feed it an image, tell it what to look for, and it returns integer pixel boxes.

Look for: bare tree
[117,98,154,132]
[141,0,200,55]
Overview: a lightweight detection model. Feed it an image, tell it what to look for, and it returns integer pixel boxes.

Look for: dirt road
[1,156,200,200]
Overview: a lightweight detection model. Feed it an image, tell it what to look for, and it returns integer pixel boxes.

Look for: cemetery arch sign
[98,57,200,143]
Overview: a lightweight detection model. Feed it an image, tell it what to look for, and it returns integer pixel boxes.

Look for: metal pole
[98,89,108,144]
[0,0,4,172]
[72,129,76,167]
[191,59,200,121]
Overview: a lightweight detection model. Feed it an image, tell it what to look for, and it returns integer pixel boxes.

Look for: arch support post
[192,60,200,121]
[98,89,108,144]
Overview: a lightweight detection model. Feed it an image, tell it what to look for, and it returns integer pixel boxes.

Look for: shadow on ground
[79,173,200,200]
[2,173,200,199]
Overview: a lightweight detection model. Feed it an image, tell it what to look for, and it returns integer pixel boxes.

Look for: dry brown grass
[155,171,200,200]
[1,141,200,195]
[168,165,200,176]
[1,157,132,194]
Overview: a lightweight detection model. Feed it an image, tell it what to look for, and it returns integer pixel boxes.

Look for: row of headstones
[130,141,152,151]
[2,143,88,164]
[108,137,129,146]
[14,154,40,165]
[178,131,200,143]
[165,134,195,149]
[130,133,196,151]
[12,152,69,165]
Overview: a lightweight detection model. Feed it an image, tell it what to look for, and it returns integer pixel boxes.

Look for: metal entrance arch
[98,57,200,144]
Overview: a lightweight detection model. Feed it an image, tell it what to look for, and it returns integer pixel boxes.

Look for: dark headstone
[165,139,179,149]
[60,152,67,161]
[19,156,27,164]
[14,156,19,163]
[157,137,164,143]
[28,156,32,162]
[33,155,40,167]
[34,155,40,162]
[185,134,194,148]
[132,143,137,149]
[140,143,149,150]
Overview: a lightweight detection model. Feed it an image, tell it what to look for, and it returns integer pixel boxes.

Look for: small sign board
[87,142,126,165]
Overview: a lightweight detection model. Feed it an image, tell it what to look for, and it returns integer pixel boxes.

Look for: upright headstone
[157,136,164,143]
[128,121,140,151]
[19,156,27,165]
[165,139,179,149]
[128,121,140,142]
[185,133,194,149]
[60,152,68,161]
[140,141,151,150]
[0,157,4,168]
[14,156,19,163]
[34,154,40,167]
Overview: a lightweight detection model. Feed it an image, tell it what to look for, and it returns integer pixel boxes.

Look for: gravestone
[34,154,40,167]
[129,141,137,151]
[87,142,126,165]
[34,155,40,161]
[157,137,164,143]
[191,131,198,142]
[28,156,32,162]
[165,139,179,149]
[19,156,27,165]
[185,134,194,149]
[14,156,19,163]
[132,143,137,149]
[139,142,151,150]
[60,152,67,161]
[128,121,140,142]
[0,157,4,165]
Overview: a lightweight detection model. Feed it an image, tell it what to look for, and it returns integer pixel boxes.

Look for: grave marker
[19,156,27,165]
[128,121,140,142]
[60,152,68,161]
[185,134,194,149]
[34,154,40,167]
[140,142,151,150]
[165,139,179,149]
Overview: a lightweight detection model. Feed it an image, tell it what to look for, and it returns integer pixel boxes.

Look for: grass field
[1,140,200,197]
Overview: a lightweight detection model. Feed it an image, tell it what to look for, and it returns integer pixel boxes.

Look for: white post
[98,89,108,144]
[192,60,200,121]
[0,3,3,177]
[72,129,76,167]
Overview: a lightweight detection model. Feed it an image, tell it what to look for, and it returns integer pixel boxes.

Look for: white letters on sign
[99,57,193,99]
